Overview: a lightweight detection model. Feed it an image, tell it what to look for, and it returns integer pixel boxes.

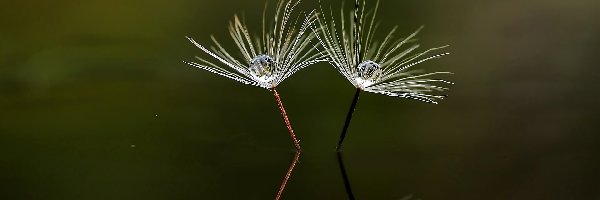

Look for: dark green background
[1,0,599,199]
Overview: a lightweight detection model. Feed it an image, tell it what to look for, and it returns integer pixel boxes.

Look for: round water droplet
[357,60,381,80]
[249,55,276,82]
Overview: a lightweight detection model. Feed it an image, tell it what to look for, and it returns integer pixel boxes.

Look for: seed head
[185,0,326,89]
[314,0,453,104]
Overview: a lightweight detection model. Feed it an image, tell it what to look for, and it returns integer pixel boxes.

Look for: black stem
[336,151,355,200]
[336,88,361,151]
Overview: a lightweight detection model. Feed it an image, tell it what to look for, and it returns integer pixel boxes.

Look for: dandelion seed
[314,0,454,151]
[184,0,326,152]
[185,0,326,90]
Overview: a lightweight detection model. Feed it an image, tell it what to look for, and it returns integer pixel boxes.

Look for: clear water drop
[357,60,381,80]
[249,55,276,82]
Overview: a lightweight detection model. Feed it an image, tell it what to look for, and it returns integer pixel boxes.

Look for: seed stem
[336,88,361,151]
[275,151,301,200]
[273,87,302,151]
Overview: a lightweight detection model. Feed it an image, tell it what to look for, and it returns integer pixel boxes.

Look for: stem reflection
[275,151,301,200]
[336,151,356,200]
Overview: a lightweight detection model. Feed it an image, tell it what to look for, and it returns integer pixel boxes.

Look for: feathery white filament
[185,0,326,89]
[314,0,453,104]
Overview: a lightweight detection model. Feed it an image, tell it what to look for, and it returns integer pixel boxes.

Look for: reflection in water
[337,152,418,200]
[399,195,417,200]
[275,151,301,200]
[336,151,356,200]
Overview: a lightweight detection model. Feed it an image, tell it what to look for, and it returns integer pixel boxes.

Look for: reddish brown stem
[272,87,301,151]
[274,151,301,200]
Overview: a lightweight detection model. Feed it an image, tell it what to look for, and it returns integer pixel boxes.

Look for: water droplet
[249,55,276,82]
[357,60,382,80]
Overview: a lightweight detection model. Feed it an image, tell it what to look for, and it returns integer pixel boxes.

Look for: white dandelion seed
[184,0,326,90]
[314,0,453,104]
[313,0,454,151]
[184,0,326,154]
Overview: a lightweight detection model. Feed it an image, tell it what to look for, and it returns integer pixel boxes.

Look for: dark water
[1,0,600,199]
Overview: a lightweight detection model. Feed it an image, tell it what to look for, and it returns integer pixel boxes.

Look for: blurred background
[1,0,599,199]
